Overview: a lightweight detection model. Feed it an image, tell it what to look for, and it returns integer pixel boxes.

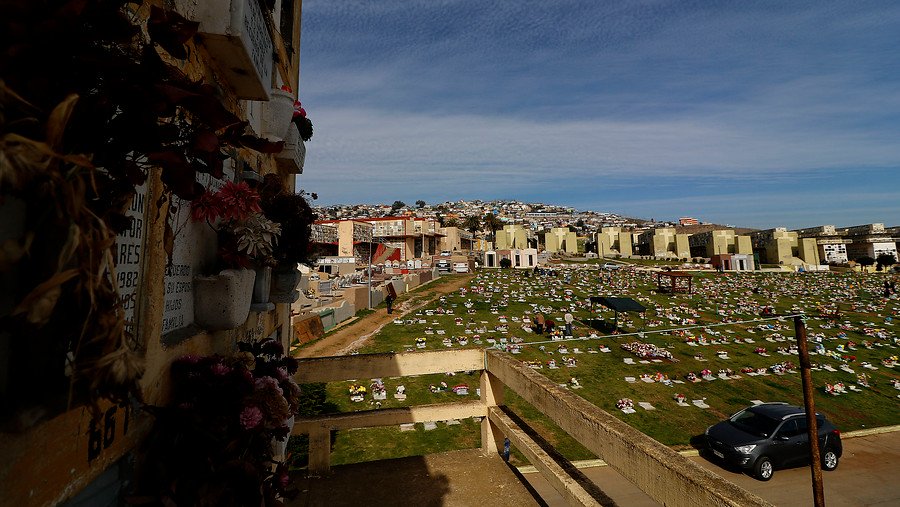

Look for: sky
[297,0,900,229]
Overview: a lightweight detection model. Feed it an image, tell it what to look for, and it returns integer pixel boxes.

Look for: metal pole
[795,315,825,507]
[367,227,373,309]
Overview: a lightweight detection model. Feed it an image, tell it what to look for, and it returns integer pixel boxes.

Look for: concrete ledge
[516,426,900,474]
[293,401,486,434]
[488,407,604,507]
[486,349,772,507]
[843,425,900,438]
[295,349,483,383]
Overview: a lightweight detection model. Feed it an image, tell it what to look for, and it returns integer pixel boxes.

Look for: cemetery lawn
[304,267,900,466]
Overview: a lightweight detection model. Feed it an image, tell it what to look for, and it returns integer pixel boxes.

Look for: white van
[453,262,469,273]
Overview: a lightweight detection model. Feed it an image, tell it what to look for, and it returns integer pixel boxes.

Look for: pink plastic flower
[239,405,264,430]
[211,362,232,376]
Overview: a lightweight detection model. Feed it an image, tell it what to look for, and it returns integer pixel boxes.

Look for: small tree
[415,199,426,208]
[499,258,512,269]
[390,200,406,213]
[876,253,897,271]
[483,213,503,242]
[463,215,482,236]
[856,256,876,272]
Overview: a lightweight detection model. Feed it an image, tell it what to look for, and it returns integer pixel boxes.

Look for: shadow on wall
[288,455,450,507]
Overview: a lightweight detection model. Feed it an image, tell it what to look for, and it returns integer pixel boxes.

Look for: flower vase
[272,415,295,460]
[251,266,274,311]
[270,265,300,303]
[261,88,295,141]
[194,268,256,330]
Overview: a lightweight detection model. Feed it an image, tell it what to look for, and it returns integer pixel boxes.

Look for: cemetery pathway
[296,274,476,358]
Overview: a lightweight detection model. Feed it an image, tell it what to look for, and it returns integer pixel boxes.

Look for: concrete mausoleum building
[636,227,691,259]
[595,227,634,257]
[794,223,898,264]
[841,223,898,261]
[494,224,530,250]
[688,229,753,258]
[794,225,851,264]
[483,248,538,268]
[439,226,475,253]
[543,227,578,253]
[751,228,821,267]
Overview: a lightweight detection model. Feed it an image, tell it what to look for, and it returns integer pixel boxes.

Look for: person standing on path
[386,294,395,314]
[564,312,574,336]
[534,313,545,334]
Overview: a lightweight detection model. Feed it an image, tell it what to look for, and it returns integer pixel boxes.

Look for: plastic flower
[217,181,262,222]
[190,190,224,223]
[239,405,264,429]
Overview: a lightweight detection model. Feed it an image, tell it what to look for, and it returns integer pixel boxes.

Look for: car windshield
[729,408,780,437]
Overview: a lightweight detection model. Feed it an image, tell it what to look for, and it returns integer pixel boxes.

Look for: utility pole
[795,316,825,507]
[367,226,373,309]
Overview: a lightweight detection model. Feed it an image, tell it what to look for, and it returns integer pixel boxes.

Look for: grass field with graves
[306,266,900,466]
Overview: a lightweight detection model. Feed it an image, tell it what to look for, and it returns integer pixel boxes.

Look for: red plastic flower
[190,190,224,223]
[216,181,261,222]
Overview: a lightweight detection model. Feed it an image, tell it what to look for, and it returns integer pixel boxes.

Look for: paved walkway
[521,429,900,506]
[288,449,540,507]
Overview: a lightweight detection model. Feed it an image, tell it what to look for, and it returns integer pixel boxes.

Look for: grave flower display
[140,338,300,505]
[616,398,634,410]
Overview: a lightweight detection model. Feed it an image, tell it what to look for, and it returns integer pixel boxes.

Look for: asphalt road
[521,429,900,506]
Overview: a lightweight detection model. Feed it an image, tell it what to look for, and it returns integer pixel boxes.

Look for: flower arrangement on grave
[685,372,698,382]
[139,339,300,505]
[256,175,316,270]
[191,181,281,268]
[754,347,767,355]
[640,373,653,381]
[883,356,897,367]
[616,398,634,410]
[740,367,755,374]
[292,98,313,141]
[674,393,686,404]
[654,372,668,382]
[841,354,857,363]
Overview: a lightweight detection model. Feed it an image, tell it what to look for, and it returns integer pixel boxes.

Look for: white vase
[194,268,256,330]
[261,88,296,141]
[272,415,295,460]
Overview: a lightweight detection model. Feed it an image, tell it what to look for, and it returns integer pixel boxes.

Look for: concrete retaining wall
[485,350,771,507]
[295,349,484,383]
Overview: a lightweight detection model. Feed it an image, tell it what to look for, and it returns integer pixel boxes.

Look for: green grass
[311,268,900,465]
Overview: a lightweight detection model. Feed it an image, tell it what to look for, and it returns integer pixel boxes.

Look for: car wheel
[822,449,839,471]
[753,456,774,481]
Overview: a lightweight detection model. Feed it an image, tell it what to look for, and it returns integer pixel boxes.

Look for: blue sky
[297,0,900,229]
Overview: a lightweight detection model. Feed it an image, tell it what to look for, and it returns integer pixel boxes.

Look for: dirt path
[296,274,476,358]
